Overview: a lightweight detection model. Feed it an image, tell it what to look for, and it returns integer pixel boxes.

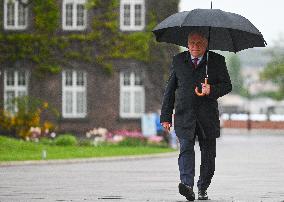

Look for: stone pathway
[1,129,284,202]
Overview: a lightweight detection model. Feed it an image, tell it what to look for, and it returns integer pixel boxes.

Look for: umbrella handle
[195,78,208,96]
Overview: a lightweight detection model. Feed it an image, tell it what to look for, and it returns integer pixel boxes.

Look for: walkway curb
[0,151,178,167]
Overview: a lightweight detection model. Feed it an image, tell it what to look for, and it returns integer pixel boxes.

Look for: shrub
[39,137,54,145]
[117,137,147,147]
[0,96,59,139]
[54,134,77,146]
[78,139,93,147]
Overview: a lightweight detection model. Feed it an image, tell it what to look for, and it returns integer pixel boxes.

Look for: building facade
[0,0,179,135]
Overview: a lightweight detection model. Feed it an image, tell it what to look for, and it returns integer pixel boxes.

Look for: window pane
[123,4,130,26]
[134,72,143,86]
[18,3,27,26]
[18,71,26,86]
[66,4,73,26]
[134,91,142,113]
[65,71,73,86]
[76,91,86,113]
[7,2,15,26]
[65,91,73,113]
[6,71,15,86]
[76,71,84,86]
[134,4,142,26]
[122,91,131,113]
[123,72,130,86]
[77,4,85,26]
[6,91,15,113]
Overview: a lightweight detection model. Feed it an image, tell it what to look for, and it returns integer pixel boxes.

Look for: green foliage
[0,33,62,77]
[117,137,147,147]
[147,141,168,148]
[0,0,176,77]
[260,57,284,82]
[227,54,245,95]
[78,139,93,147]
[39,137,55,145]
[88,0,157,74]
[33,0,59,33]
[253,91,284,101]
[0,96,59,139]
[0,0,60,75]
[260,55,284,99]
[54,134,78,146]
[0,136,174,161]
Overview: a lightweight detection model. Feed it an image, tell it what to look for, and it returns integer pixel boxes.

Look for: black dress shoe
[198,189,209,200]
[178,183,195,201]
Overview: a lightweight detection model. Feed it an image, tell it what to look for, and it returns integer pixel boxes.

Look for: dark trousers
[178,136,216,191]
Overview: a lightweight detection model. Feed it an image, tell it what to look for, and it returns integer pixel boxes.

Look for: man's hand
[201,83,210,95]
[161,122,171,132]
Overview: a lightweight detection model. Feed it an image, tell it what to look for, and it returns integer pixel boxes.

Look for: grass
[0,136,175,162]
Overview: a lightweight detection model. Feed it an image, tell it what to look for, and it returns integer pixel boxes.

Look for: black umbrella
[152,8,266,52]
[152,8,266,96]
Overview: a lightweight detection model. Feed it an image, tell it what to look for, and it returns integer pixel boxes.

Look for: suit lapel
[183,51,195,70]
[198,54,207,67]
[185,51,208,69]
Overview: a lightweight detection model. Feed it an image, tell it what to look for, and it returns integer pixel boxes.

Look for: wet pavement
[1,129,284,202]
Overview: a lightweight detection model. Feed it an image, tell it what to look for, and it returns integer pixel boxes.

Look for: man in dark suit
[160,32,232,201]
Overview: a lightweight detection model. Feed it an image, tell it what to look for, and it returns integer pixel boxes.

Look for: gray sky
[179,0,284,47]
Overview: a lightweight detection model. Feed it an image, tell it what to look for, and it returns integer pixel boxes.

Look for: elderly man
[160,32,232,201]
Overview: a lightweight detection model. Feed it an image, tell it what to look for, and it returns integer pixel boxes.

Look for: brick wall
[223,120,284,129]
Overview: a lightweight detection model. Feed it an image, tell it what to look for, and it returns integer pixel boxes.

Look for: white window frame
[120,71,145,118]
[3,70,29,114]
[62,70,87,118]
[3,0,28,30]
[120,0,145,31]
[62,0,87,31]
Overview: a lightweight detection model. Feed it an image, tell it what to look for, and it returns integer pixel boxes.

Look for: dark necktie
[193,58,199,69]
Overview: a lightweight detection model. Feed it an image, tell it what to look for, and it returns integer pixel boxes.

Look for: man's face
[188,34,208,58]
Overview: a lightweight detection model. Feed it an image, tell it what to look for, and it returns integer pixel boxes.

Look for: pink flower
[148,136,163,143]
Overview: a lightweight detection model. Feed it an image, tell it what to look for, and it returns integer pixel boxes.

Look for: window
[4,0,28,30]
[62,0,87,31]
[4,70,29,114]
[62,70,87,118]
[120,0,145,31]
[120,71,145,118]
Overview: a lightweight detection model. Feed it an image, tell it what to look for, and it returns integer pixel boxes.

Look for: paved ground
[1,129,284,202]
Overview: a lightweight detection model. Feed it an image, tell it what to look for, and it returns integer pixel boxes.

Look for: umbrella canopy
[152,9,266,52]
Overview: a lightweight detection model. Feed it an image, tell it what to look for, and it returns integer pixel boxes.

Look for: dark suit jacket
[160,51,232,140]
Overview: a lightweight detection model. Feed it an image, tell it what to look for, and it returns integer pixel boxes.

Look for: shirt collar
[184,51,207,63]
[190,55,203,61]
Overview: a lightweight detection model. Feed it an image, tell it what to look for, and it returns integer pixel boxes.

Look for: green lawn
[0,136,175,161]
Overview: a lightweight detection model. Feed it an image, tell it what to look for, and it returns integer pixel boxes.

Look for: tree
[260,52,284,100]
[227,54,245,95]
